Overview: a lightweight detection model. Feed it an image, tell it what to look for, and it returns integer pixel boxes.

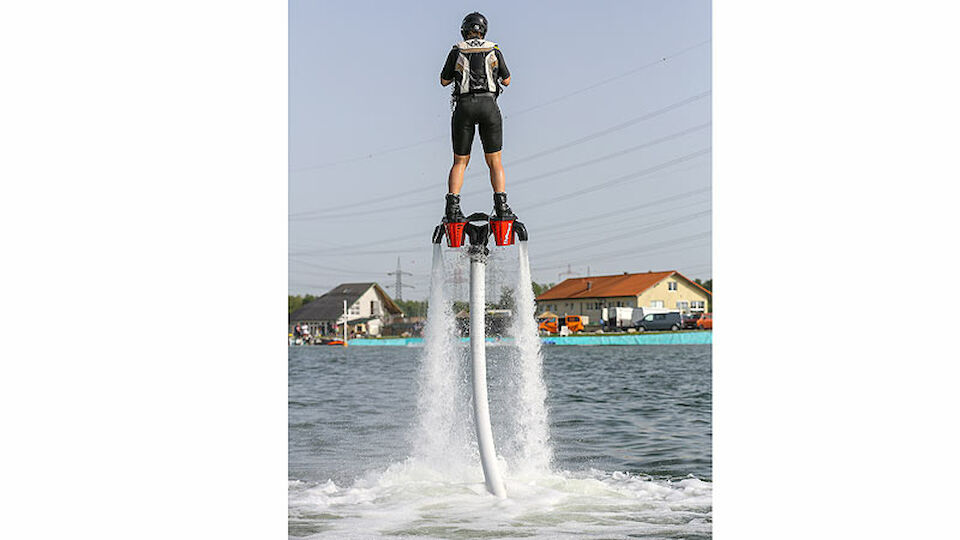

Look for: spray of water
[413,241,552,482]
[412,244,473,476]
[505,241,554,474]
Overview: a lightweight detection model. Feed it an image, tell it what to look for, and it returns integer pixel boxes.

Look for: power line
[532,197,711,244]
[586,241,713,275]
[534,209,712,260]
[558,264,580,282]
[288,90,711,219]
[288,165,708,260]
[289,39,710,173]
[503,38,711,119]
[486,122,710,192]
[504,91,710,168]
[528,186,710,238]
[676,263,713,275]
[288,282,335,292]
[525,147,712,212]
[531,240,712,275]
[289,150,710,259]
[531,231,711,270]
[288,257,392,275]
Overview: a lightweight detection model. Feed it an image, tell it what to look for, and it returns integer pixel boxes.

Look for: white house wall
[348,286,384,320]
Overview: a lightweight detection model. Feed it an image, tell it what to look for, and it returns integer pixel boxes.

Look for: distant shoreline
[300,331,712,347]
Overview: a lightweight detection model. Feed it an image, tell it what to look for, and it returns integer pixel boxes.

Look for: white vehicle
[601,307,643,331]
[602,306,677,330]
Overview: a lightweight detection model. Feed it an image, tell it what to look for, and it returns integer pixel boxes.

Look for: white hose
[469,251,507,498]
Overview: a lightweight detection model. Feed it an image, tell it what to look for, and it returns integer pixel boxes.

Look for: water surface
[289,345,711,539]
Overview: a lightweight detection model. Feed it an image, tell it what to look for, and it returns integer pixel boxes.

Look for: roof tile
[535,271,710,300]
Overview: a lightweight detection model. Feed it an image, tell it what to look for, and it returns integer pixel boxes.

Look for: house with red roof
[535,271,711,324]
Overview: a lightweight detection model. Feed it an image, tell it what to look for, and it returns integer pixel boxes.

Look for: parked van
[637,312,682,332]
[538,315,585,334]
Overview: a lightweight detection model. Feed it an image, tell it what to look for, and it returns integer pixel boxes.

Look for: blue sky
[289,0,711,297]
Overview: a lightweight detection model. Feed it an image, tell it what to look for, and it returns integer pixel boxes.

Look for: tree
[492,286,516,311]
[288,294,319,314]
[452,300,469,315]
[395,299,428,318]
[531,282,555,297]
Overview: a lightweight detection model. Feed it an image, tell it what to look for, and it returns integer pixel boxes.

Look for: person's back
[439,12,516,224]
[444,37,508,97]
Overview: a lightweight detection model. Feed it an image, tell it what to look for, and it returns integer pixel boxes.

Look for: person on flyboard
[439,12,516,228]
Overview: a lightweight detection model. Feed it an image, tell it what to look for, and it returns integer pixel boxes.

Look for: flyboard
[432,210,528,498]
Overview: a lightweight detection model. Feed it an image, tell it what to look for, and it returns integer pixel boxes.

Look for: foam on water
[288,467,712,539]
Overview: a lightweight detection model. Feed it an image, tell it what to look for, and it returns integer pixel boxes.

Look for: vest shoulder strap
[455,39,497,53]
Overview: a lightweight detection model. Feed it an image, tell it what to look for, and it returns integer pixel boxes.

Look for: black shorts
[451,93,502,156]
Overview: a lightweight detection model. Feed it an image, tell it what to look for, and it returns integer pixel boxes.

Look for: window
[370,300,379,314]
[349,303,360,315]
[677,301,689,310]
[668,281,677,291]
[651,300,664,308]
[691,301,705,310]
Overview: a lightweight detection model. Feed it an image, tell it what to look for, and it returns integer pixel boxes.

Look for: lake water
[289,344,712,539]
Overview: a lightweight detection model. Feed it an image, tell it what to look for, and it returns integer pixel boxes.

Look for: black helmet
[461,12,488,39]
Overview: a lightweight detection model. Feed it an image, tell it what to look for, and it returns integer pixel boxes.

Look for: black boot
[445,193,466,222]
[493,192,516,220]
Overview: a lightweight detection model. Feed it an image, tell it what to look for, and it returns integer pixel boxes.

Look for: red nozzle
[445,222,467,248]
[489,219,515,246]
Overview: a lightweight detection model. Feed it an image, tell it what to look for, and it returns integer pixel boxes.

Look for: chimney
[586,281,593,291]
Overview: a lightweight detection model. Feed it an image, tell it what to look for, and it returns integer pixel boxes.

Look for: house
[535,271,711,324]
[289,282,403,337]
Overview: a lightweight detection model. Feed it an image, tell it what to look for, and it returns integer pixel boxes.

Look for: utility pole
[387,257,414,301]
[558,264,579,281]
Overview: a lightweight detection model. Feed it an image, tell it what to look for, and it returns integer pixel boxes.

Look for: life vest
[452,39,504,95]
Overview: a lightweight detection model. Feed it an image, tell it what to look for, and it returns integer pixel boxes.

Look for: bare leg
[484,151,505,192]
[447,154,470,194]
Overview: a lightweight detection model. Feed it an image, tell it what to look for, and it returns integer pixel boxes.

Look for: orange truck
[538,315,585,334]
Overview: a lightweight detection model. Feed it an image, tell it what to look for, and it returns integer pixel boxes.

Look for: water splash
[505,241,553,474]
[412,244,474,476]
[414,242,552,480]
[289,470,712,539]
